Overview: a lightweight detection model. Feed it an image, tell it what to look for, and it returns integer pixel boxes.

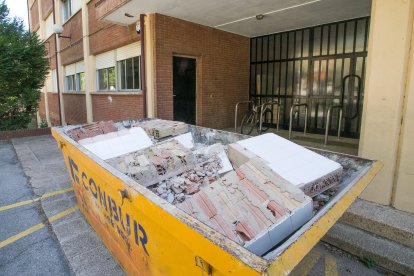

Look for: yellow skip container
[52,121,381,275]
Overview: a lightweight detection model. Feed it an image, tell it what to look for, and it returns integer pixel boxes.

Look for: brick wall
[63,94,87,124]
[153,14,250,129]
[41,0,52,20]
[61,10,84,66]
[0,128,51,140]
[88,0,139,55]
[38,92,47,119]
[48,93,60,125]
[30,0,40,31]
[45,36,56,70]
[95,0,128,19]
[92,94,144,121]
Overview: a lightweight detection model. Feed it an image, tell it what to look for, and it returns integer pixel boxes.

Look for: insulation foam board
[236,133,342,196]
[79,127,153,160]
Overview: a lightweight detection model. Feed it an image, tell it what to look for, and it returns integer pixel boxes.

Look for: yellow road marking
[291,249,322,275]
[0,206,79,249]
[0,187,74,212]
[325,255,338,276]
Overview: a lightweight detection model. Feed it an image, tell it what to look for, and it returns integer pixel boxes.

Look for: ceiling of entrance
[104,0,371,37]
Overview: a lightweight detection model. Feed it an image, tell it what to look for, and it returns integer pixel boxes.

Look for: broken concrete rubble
[65,119,343,256]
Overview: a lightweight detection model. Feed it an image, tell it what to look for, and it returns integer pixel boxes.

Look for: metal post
[289,103,308,140]
[234,101,253,131]
[324,105,342,146]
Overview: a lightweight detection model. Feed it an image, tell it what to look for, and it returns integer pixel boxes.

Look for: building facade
[29,0,414,214]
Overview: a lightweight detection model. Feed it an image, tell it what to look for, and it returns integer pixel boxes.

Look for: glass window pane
[281,33,288,60]
[267,63,274,95]
[98,69,107,90]
[300,60,308,96]
[312,60,320,95]
[261,64,267,94]
[79,72,85,91]
[302,29,309,57]
[126,58,133,89]
[293,60,301,95]
[345,21,355,53]
[288,32,295,59]
[108,67,116,90]
[250,66,256,94]
[275,35,281,60]
[327,59,335,95]
[133,57,140,89]
[262,37,268,61]
[268,36,274,61]
[334,59,343,96]
[355,19,366,52]
[295,31,302,58]
[321,26,329,55]
[273,62,280,95]
[251,38,257,62]
[329,25,336,55]
[280,62,286,95]
[319,60,327,95]
[313,27,321,56]
[286,61,294,95]
[255,64,261,94]
[257,37,262,62]
[337,23,345,54]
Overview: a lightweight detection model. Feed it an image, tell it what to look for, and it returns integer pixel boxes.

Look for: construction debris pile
[68,119,343,255]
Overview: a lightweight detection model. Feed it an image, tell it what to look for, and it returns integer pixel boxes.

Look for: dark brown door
[173,56,196,125]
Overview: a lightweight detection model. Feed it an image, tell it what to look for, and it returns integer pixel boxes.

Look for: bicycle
[240,99,277,135]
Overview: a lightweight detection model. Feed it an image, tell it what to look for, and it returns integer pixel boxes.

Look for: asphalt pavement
[0,140,72,275]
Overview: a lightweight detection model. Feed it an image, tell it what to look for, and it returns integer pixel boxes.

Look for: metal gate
[249,17,369,138]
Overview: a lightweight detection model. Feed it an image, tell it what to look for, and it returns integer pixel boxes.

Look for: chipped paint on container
[52,120,381,275]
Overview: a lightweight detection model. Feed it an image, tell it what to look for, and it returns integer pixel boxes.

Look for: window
[65,72,84,92]
[97,67,116,91]
[117,56,140,90]
[62,0,72,22]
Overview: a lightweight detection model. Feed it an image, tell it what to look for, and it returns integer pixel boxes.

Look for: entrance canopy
[103,0,371,37]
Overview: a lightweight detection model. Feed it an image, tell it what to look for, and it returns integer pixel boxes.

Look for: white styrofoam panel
[237,133,342,186]
[95,50,116,69]
[80,127,153,160]
[172,132,194,149]
[116,42,141,61]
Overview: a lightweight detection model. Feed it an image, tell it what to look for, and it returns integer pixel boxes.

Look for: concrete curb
[341,199,414,249]
[323,222,414,275]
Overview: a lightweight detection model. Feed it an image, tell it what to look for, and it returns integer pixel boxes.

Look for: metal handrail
[234,100,253,131]
[258,100,280,133]
[288,103,308,140]
[324,105,343,146]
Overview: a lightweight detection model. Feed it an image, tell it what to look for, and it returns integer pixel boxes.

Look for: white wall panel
[45,14,53,39]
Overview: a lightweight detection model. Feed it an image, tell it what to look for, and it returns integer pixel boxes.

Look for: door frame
[172,53,201,125]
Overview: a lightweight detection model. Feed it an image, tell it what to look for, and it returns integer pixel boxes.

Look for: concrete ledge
[0,128,51,140]
[323,223,414,275]
[341,199,414,248]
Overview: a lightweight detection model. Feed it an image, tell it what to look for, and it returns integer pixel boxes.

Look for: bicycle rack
[234,100,253,132]
[258,100,280,134]
[324,105,343,146]
[288,103,308,140]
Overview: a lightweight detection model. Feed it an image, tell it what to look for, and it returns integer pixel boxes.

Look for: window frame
[61,0,72,23]
[117,56,141,91]
[97,67,116,91]
[65,73,85,92]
